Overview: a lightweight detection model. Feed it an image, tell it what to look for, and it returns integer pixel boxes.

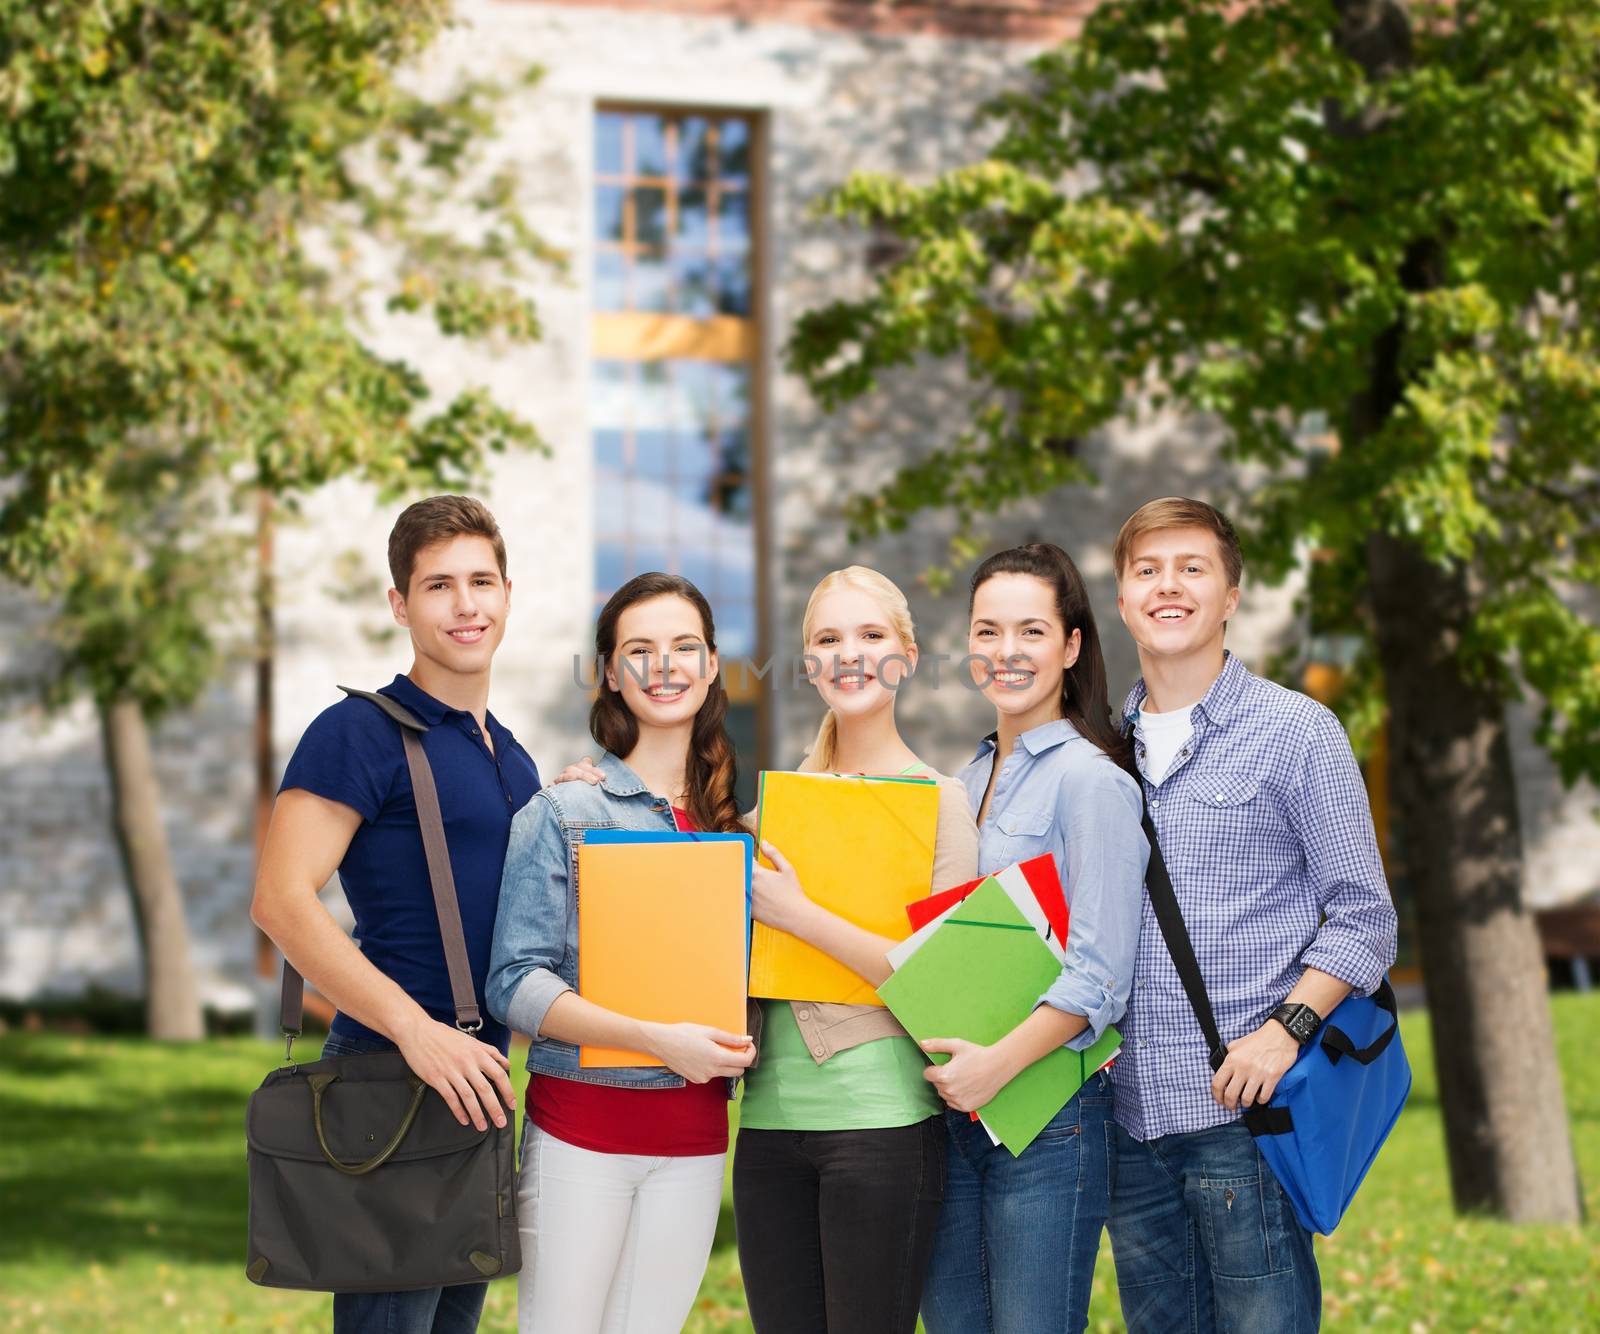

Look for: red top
[528,1072,730,1156]
[528,806,732,1156]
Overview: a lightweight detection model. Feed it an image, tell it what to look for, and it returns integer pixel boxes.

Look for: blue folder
[580,829,754,968]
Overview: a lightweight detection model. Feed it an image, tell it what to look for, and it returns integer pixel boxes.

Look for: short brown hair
[387,495,508,595]
[1113,497,1243,588]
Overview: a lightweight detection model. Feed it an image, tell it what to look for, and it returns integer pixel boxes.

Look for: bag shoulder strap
[337,685,428,733]
[1140,799,1229,1072]
[277,687,482,1054]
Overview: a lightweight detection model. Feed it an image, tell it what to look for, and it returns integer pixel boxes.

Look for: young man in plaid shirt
[1105,498,1397,1332]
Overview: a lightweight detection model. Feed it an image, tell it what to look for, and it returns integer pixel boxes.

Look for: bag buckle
[457,1018,483,1034]
[284,1030,300,1064]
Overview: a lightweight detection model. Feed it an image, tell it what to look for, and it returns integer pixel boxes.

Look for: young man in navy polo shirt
[252,495,540,1334]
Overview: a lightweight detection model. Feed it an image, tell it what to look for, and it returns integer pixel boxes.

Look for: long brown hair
[589,573,742,834]
[969,543,1134,773]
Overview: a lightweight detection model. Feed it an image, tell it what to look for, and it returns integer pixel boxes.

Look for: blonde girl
[735,566,979,1334]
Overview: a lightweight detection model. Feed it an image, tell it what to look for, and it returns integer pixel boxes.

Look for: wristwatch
[1270,1002,1323,1046]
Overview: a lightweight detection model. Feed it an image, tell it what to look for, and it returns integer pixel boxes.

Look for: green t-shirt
[738,1000,943,1131]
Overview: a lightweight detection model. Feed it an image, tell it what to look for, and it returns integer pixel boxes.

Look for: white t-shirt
[1137,704,1195,785]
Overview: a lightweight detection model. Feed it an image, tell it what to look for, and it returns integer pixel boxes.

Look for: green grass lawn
[2,993,1597,1332]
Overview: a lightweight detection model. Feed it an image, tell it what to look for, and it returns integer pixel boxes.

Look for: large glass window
[594,112,751,317]
[592,107,765,804]
[591,359,756,658]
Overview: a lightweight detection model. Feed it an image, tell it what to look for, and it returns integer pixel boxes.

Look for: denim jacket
[486,750,689,1088]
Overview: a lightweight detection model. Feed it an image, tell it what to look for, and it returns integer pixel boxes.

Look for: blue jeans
[321,1030,489,1334]
[921,1072,1115,1334]
[1107,1120,1320,1333]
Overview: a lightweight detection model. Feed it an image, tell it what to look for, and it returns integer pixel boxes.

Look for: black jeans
[733,1118,946,1334]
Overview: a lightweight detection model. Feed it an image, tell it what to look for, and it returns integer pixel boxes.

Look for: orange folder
[577,840,748,1067]
[750,771,941,1006]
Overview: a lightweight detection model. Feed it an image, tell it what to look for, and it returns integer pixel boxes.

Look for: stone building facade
[2,0,1595,1012]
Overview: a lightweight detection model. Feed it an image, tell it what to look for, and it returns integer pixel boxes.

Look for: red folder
[906,853,1069,947]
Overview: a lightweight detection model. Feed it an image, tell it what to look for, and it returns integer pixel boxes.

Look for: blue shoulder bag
[1141,805,1411,1236]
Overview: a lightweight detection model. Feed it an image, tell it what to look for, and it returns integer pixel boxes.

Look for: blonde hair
[1113,496,1243,589]
[800,566,917,772]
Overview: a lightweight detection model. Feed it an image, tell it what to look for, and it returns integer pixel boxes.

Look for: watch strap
[1271,1002,1322,1045]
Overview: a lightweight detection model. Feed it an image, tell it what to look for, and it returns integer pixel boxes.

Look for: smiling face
[969,572,1081,727]
[605,593,719,731]
[1116,525,1240,662]
[805,584,917,723]
[388,534,510,682]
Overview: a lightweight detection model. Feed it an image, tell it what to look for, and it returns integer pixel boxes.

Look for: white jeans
[516,1123,726,1334]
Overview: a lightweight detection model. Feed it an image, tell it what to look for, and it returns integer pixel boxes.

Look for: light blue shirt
[959,718,1148,1052]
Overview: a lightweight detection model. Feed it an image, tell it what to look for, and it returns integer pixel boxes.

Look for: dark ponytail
[968,543,1134,774]
[589,573,743,835]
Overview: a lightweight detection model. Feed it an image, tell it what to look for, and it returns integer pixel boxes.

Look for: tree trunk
[1346,232,1582,1222]
[99,695,205,1041]
[1365,539,1581,1222]
[1329,1,1583,1219]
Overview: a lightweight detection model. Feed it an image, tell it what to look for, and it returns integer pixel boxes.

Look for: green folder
[877,876,1121,1157]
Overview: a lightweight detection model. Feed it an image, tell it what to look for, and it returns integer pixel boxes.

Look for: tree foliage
[789,0,1600,784]
[0,0,557,713]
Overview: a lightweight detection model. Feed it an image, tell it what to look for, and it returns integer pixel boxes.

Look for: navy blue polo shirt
[280,674,540,1052]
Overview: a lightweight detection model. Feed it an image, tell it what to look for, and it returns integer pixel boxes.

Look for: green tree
[0,1,555,1038]
[790,0,1597,1223]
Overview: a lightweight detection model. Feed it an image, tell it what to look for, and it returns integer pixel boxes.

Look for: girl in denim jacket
[486,573,753,1334]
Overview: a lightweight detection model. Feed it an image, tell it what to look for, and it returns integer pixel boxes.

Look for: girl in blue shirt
[919,543,1148,1334]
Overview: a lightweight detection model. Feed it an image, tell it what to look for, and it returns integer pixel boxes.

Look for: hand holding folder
[878,875,1120,1155]
[750,771,940,1006]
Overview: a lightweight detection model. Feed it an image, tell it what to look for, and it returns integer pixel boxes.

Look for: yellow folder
[577,839,749,1067]
[751,771,940,1006]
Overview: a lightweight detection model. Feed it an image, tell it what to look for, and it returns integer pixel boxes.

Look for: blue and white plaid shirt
[1111,652,1398,1141]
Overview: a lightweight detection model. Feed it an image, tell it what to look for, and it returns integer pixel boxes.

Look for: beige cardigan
[748,770,980,1064]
